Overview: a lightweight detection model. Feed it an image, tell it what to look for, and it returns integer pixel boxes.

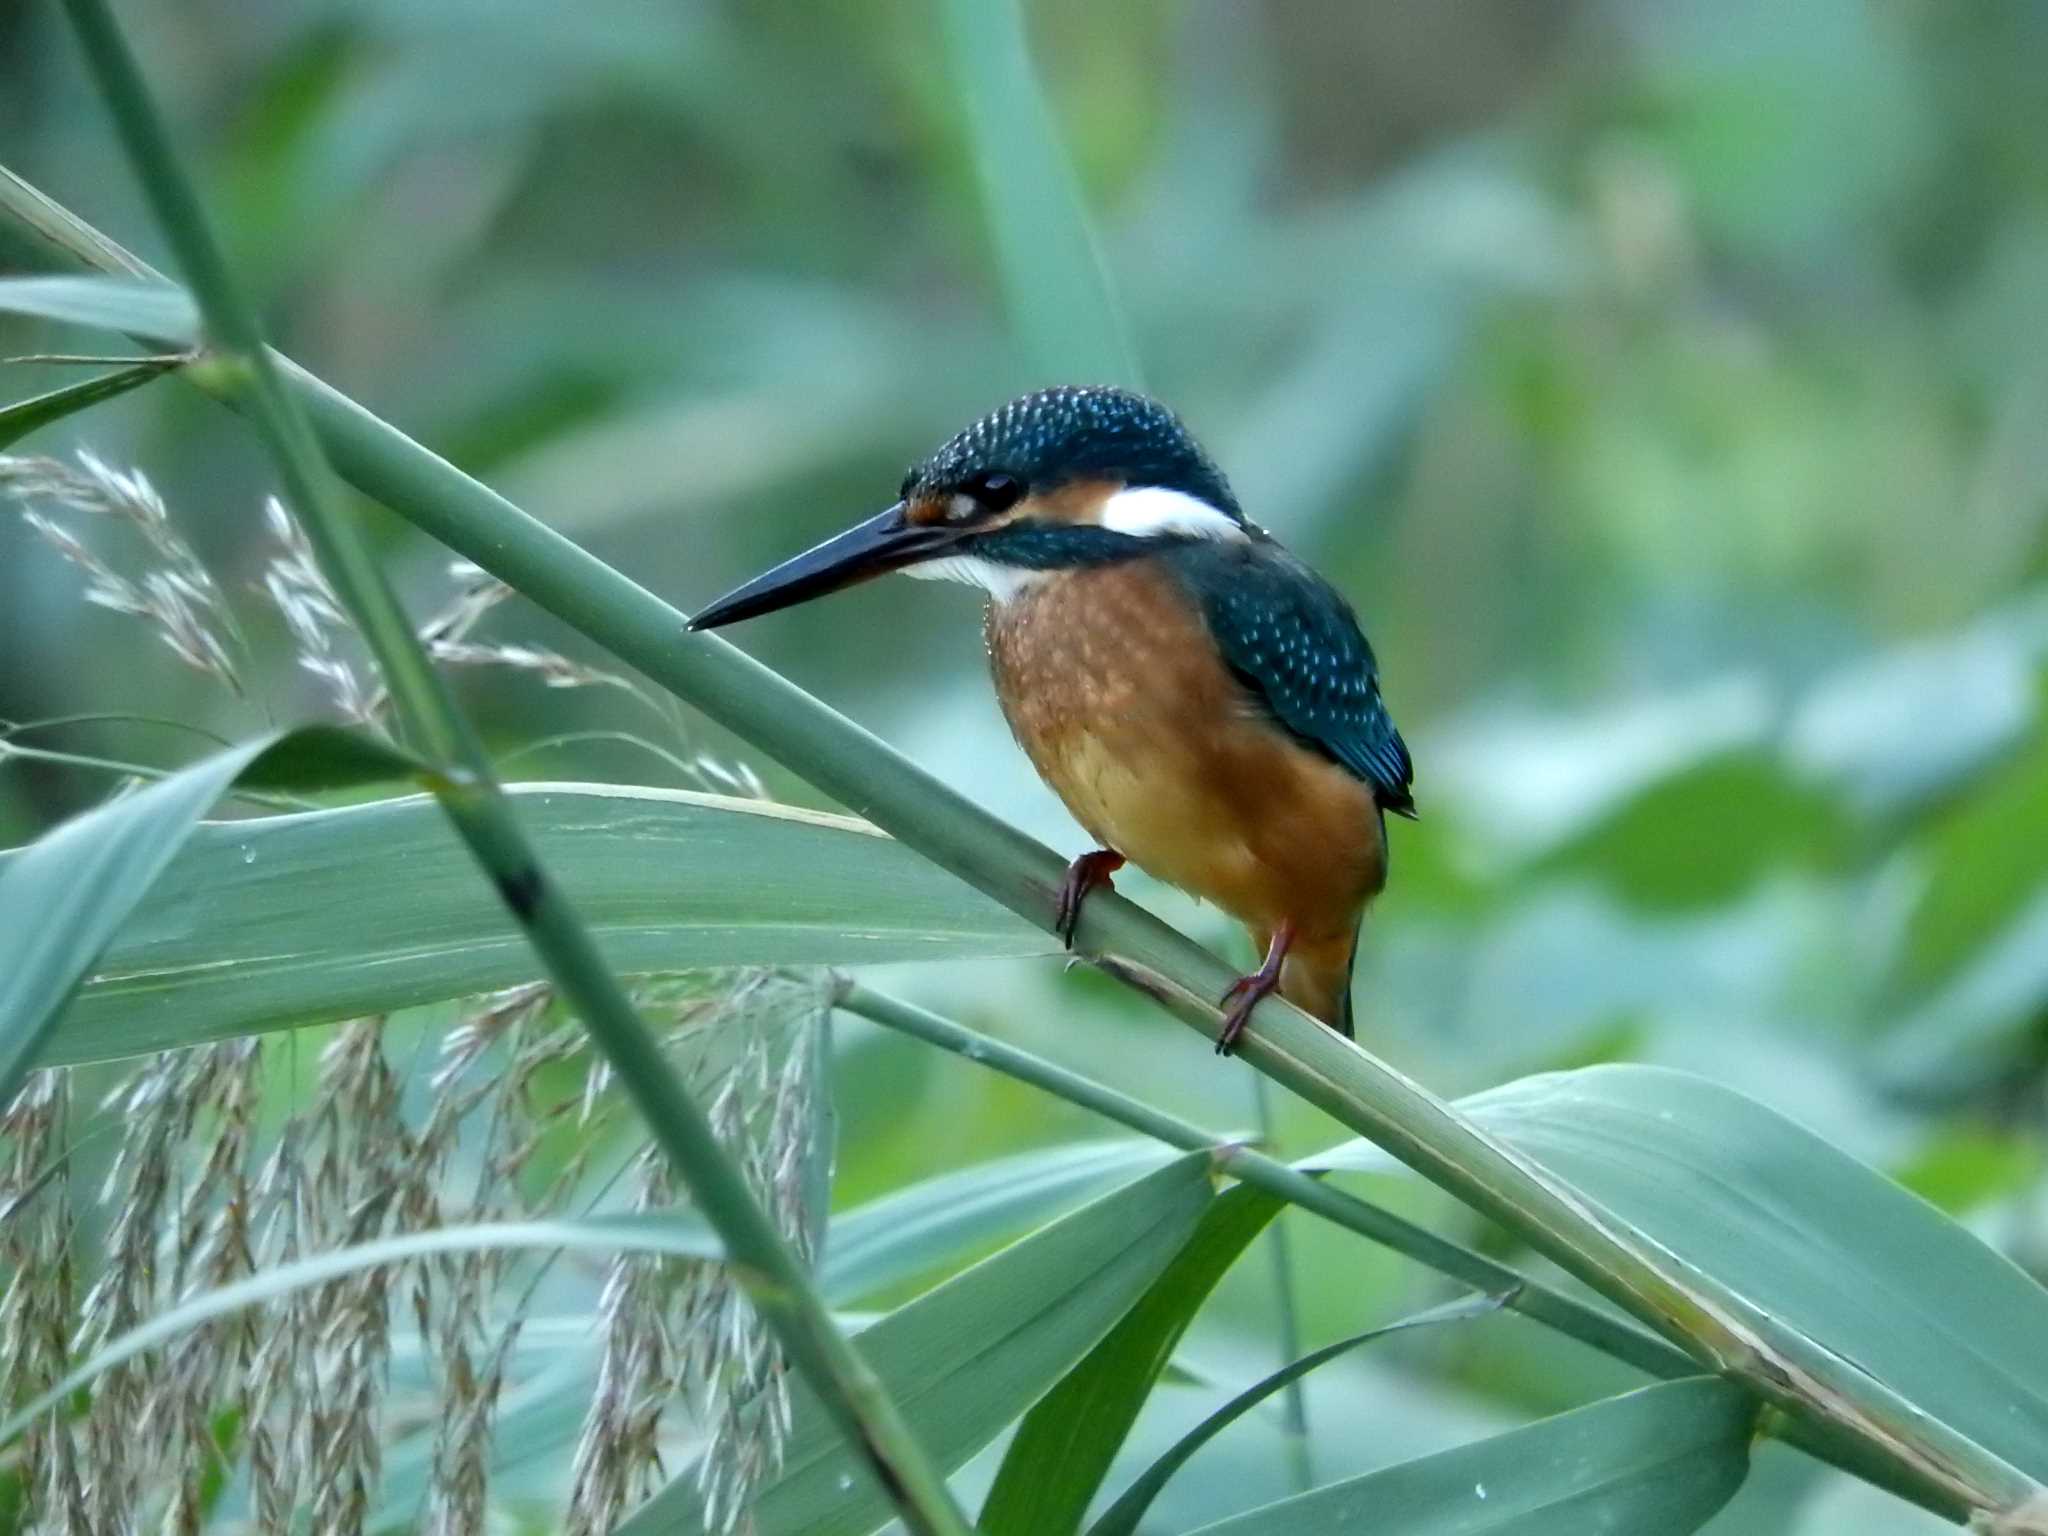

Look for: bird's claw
[1054,849,1125,949]
[1215,969,1280,1056]
[1215,922,1296,1056]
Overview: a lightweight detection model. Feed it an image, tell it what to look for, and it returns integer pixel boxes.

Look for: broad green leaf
[618,1151,1218,1536]
[980,1183,1283,1536]
[10,783,1049,1066]
[0,1211,720,1446]
[1088,1293,1508,1536]
[1309,1065,2048,1482]
[0,359,179,451]
[0,274,197,344]
[936,0,1138,387]
[1188,1377,1754,1535]
[0,726,413,1101]
[823,1139,1179,1305]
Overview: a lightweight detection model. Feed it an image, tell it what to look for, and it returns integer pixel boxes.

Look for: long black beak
[686,502,962,632]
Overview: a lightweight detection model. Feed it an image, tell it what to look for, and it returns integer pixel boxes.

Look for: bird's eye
[967,472,1024,512]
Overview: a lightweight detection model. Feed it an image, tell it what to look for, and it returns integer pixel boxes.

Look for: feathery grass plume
[60,1039,269,1532]
[421,982,563,1536]
[303,1018,410,1536]
[246,1112,313,1535]
[567,972,829,1536]
[75,1047,203,1528]
[260,493,379,725]
[2,451,811,1530]
[0,1070,89,1533]
[159,1038,266,1533]
[1,449,242,693]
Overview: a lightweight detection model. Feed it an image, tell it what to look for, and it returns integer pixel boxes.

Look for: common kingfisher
[688,386,1414,1054]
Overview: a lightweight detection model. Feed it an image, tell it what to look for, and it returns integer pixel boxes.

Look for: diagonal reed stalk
[831,984,1962,1517]
[837,982,1689,1380]
[45,6,971,1533]
[0,159,2034,1526]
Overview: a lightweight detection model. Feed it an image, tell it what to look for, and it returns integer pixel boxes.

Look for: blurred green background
[5,1,2048,1530]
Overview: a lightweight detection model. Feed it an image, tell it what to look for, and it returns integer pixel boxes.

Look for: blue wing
[1167,538,1415,816]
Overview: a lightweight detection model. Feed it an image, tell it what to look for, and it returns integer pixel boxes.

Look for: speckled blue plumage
[910,384,1414,816]
[1163,538,1416,817]
[903,385,1243,519]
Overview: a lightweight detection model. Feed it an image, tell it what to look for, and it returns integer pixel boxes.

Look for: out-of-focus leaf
[936,0,1138,386]
[11,783,1048,1067]
[1088,1293,1507,1536]
[1896,720,2048,993]
[1424,680,1774,863]
[1891,1125,2044,1215]
[0,275,197,344]
[0,359,179,451]
[1878,887,2048,1100]
[823,1139,1179,1305]
[619,1152,1217,1536]
[1186,1377,1754,1534]
[0,727,415,1102]
[1309,1066,2048,1482]
[1538,749,1850,910]
[979,1183,1283,1536]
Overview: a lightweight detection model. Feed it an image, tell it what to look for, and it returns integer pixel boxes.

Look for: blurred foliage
[6,1,2048,1531]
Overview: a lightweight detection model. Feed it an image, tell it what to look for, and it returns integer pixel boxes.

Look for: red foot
[1216,922,1296,1057]
[1054,849,1125,949]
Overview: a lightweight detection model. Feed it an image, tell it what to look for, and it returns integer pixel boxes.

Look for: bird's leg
[1216,921,1296,1057]
[1053,849,1125,949]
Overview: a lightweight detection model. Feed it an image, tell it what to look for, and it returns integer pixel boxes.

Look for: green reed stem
[0,158,2018,1527]
[49,10,969,1532]
[1248,1072,1314,1492]
[838,983,1690,1379]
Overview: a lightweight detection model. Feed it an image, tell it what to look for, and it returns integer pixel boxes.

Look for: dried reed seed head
[3,451,243,693]
[4,451,803,1532]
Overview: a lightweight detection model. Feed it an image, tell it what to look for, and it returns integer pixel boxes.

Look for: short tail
[1335,915,1361,1039]
[1278,922,1362,1038]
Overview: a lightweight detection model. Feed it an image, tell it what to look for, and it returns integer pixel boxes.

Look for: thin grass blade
[1088,1292,1508,1536]
[980,1183,1284,1536]
[0,358,179,450]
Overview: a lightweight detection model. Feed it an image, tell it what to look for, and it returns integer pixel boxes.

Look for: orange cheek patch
[1027,478,1123,526]
[903,494,953,527]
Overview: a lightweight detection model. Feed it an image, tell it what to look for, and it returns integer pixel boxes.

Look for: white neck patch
[903,555,1047,602]
[1098,485,1247,541]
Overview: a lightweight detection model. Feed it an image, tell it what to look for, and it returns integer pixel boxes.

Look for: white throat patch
[1098,485,1247,541]
[903,555,1047,602]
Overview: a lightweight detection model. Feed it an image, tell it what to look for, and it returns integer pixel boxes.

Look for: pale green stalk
[1249,1072,1313,1492]
[47,10,969,1532]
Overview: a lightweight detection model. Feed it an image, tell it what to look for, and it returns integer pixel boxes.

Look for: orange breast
[986,562,1387,955]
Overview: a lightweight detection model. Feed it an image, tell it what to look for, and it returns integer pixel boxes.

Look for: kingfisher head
[687,386,1250,630]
